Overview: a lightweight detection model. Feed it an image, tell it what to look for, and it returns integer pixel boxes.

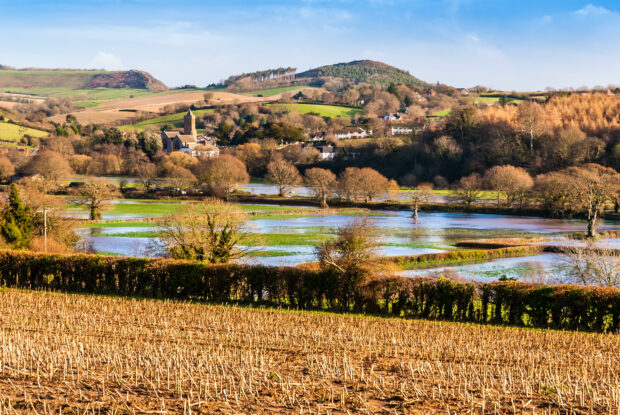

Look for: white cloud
[89,51,123,70]
[467,33,479,42]
[574,4,611,17]
[536,15,553,24]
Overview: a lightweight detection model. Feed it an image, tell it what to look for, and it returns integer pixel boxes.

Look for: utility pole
[44,208,48,253]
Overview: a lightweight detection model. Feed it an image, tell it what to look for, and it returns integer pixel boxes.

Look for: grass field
[469,96,525,105]
[0,121,49,141]
[0,70,107,90]
[0,289,617,413]
[269,103,363,118]
[245,85,314,97]
[119,108,214,132]
[433,108,452,117]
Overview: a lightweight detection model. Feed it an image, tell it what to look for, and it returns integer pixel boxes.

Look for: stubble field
[0,289,618,414]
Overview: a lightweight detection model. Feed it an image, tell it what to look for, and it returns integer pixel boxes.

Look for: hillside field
[245,85,315,96]
[0,70,107,90]
[0,121,49,141]
[0,288,617,414]
[269,103,363,118]
[119,108,214,132]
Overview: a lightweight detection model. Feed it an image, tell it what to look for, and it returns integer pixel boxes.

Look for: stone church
[161,109,219,157]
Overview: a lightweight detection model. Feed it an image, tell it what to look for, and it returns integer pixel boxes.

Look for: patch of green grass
[73,100,100,108]
[434,109,452,117]
[268,103,362,118]
[0,121,49,141]
[119,109,214,132]
[78,221,154,228]
[246,86,314,97]
[245,250,301,257]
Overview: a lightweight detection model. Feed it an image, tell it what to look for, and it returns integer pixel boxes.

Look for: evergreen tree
[0,184,34,249]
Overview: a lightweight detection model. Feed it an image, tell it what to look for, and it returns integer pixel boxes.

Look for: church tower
[184,108,196,139]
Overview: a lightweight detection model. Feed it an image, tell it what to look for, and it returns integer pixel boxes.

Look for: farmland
[119,108,214,132]
[245,85,315,96]
[0,121,48,141]
[0,289,617,414]
[269,103,363,118]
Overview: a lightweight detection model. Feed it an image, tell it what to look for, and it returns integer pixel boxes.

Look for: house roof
[335,127,365,134]
[162,131,198,143]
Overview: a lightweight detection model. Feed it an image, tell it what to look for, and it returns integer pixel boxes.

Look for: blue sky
[1,0,620,90]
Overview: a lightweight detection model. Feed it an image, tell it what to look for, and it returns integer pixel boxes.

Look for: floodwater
[399,254,565,282]
[73,200,620,282]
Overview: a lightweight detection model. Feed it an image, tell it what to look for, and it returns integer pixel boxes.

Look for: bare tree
[484,165,533,207]
[266,155,301,197]
[560,245,620,287]
[137,163,159,192]
[71,181,121,220]
[193,155,249,197]
[563,164,620,237]
[159,199,247,263]
[456,173,483,205]
[410,183,434,220]
[0,156,15,183]
[517,101,546,152]
[304,168,336,208]
[23,150,73,186]
[316,218,389,309]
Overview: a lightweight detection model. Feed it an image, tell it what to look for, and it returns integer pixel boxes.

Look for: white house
[334,127,368,140]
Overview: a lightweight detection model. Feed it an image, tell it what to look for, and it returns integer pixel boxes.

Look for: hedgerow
[0,250,618,332]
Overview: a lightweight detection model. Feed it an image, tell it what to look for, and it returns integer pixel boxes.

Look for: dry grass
[47,91,287,125]
[0,289,618,414]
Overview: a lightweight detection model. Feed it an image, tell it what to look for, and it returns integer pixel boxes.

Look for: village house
[318,145,335,160]
[334,127,368,140]
[390,124,415,136]
[161,109,219,157]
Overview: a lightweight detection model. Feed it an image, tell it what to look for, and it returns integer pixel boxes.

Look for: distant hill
[0,68,168,92]
[297,60,426,87]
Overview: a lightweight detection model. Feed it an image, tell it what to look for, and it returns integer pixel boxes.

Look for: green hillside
[0,69,168,94]
[268,103,362,118]
[0,70,109,90]
[297,60,426,87]
[119,109,214,132]
[0,121,49,141]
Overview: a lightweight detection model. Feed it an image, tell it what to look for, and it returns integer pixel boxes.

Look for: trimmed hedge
[0,250,618,332]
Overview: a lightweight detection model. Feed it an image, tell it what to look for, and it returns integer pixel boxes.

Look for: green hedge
[0,250,618,332]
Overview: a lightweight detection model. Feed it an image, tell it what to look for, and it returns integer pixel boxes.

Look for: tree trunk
[320,193,328,209]
[587,209,598,238]
[411,203,419,221]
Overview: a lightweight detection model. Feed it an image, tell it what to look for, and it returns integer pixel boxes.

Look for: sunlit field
[0,289,617,414]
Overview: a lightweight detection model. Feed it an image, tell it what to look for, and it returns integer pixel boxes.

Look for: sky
[1,0,620,91]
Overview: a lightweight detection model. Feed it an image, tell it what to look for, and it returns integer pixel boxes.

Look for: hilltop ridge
[0,67,168,91]
[297,60,427,87]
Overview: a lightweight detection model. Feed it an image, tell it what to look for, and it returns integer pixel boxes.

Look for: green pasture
[119,108,214,132]
[269,103,362,118]
[245,85,314,97]
[0,121,49,141]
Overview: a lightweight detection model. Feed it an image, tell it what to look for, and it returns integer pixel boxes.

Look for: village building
[391,124,414,136]
[318,145,335,160]
[161,109,219,157]
[334,127,368,140]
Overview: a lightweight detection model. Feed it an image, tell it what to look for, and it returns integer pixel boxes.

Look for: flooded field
[71,199,620,282]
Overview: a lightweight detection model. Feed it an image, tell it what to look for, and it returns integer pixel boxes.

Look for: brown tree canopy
[484,165,533,207]
[266,155,301,197]
[70,180,121,221]
[304,168,336,208]
[23,150,73,185]
[192,155,249,197]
